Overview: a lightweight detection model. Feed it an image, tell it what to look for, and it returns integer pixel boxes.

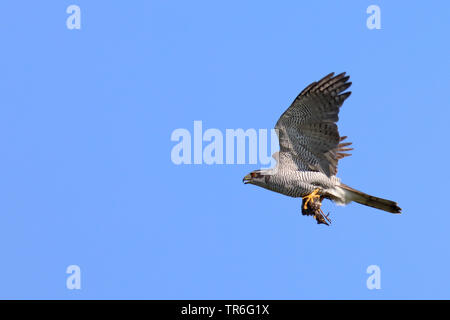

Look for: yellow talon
[302,188,321,210]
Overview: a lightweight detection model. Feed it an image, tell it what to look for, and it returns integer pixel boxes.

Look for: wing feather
[275,72,353,176]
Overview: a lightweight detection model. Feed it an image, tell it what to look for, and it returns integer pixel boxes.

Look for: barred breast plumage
[261,171,341,198]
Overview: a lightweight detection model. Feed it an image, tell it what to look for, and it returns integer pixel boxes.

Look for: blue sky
[0,1,449,299]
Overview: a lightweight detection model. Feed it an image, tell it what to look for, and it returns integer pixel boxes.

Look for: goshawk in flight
[243,72,401,225]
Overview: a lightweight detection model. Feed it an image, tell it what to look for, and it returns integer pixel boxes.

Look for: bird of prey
[243,72,401,225]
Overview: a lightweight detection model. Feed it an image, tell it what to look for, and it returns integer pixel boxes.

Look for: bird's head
[242,170,270,187]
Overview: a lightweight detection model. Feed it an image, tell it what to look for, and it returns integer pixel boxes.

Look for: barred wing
[275,72,353,176]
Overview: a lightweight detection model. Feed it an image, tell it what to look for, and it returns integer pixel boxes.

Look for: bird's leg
[314,208,332,225]
[302,189,321,210]
[301,189,332,225]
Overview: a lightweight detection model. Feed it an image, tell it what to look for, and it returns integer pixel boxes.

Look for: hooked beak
[242,174,252,184]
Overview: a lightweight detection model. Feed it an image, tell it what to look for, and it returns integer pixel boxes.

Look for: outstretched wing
[275,72,353,176]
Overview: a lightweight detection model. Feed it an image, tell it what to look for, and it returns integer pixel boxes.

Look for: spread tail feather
[339,184,401,214]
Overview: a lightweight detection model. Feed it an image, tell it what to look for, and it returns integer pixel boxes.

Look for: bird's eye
[251,172,257,178]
